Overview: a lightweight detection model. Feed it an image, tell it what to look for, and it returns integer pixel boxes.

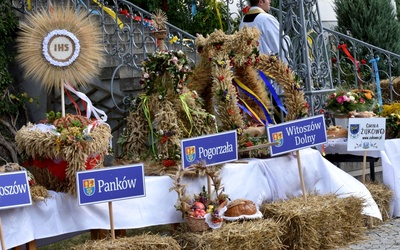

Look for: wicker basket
[185,216,210,233]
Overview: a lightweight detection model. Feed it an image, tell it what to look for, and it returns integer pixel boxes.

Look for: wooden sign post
[347,118,386,184]
[76,164,146,241]
[267,115,328,201]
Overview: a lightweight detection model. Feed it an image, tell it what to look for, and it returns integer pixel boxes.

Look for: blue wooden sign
[181,130,238,169]
[0,171,32,210]
[267,115,327,156]
[76,164,146,206]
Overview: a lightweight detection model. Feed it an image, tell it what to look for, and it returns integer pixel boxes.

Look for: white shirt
[239,6,290,64]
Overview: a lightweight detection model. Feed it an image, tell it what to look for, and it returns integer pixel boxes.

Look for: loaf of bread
[224,199,257,217]
[348,111,376,118]
[326,125,348,138]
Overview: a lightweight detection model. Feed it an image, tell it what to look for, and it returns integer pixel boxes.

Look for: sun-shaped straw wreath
[16,6,104,91]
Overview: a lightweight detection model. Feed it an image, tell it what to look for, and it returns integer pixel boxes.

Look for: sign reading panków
[267,115,327,156]
[0,171,32,210]
[181,130,238,169]
[76,164,145,206]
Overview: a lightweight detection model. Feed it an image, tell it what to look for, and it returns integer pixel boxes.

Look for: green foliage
[131,0,228,36]
[0,0,33,116]
[333,0,400,54]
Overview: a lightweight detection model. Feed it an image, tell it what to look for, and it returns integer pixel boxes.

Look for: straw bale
[260,194,366,250]
[178,219,284,250]
[381,77,400,103]
[365,182,394,225]
[71,233,180,250]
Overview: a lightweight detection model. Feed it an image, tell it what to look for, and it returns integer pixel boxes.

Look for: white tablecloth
[318,138,400,217]
[0,148,381,249]
[381,139,400,217]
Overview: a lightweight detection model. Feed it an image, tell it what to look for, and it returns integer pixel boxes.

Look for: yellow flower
[169,36,178,44]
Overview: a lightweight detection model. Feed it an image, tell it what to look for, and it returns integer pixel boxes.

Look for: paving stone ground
[338,218,400,250]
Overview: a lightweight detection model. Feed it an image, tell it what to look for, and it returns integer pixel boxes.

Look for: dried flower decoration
[151,9,168,31]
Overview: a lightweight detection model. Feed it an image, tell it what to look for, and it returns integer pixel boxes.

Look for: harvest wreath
[16,112,112,195]
[14,3,109,196]
[117,49,218,176]
[118,25,308,173]
[189,27,308,156]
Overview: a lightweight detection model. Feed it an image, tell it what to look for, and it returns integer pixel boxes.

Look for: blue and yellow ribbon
[258,70,287,114]
[92,0,124,29]
[237,97,265,125]
[233,78,275,124]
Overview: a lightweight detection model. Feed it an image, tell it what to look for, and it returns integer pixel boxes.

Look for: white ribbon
[63,81,108,123]
[63,81,112,150]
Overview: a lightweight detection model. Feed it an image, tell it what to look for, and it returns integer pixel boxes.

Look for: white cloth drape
[0,148,381,249]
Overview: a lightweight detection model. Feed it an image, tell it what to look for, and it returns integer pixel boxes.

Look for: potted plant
[325,88,376,128]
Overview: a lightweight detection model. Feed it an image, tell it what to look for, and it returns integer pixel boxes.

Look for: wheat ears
[16,5,104,91]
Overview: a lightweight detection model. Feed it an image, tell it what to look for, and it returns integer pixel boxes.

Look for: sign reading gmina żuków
[347,117,386,151]
[76,164,145,206]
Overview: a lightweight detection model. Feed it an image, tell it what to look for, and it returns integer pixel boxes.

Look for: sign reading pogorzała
[267,115,327,156]
[0,171,32,210]
[181,130,238,169]
[76,164,145,206]
[347,117,386,151]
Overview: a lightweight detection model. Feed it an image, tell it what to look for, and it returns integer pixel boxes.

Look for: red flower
[247,40,252,45]
[218,76,225,82]
[228,109,234,115]
[360,59,367,64]
[162,159,176,167]
[160,135,169,144]
[242,6,250,14]
[246,141,253,147]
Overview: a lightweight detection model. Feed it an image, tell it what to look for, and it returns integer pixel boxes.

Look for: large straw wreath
[188,27,308,153]
[16,5,104,91]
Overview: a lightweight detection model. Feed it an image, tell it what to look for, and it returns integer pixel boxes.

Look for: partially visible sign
[267,115,327,156]
[76,164,145,206]
[181,130,238,169]
[0,171,32,210]
[347,117,386,151]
